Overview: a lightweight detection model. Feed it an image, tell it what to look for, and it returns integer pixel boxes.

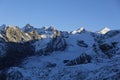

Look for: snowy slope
[9,51,120,80]
[98,27,110,34]
[71,27,85,34]
[0,25,120,80]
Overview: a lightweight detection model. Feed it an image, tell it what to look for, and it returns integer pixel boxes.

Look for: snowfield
[0,25,120,80]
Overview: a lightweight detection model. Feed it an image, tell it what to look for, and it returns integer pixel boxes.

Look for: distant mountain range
[0,24,120,80]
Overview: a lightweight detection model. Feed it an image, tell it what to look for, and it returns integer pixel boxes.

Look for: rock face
[77,40,88,48]
[5,26,42,42]
[6,67,31,80]
[22,24,34,33]
[34,36,66,55]
[0,41,34,69]
[0,38,6,57]
[65,53,91,66]
[6,26,32,42]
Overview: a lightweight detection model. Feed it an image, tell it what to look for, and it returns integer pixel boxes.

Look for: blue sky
[0,0,120,31]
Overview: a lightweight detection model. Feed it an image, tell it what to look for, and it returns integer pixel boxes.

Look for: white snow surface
[1,26,120,80]
[71,27,85,34]
[18,29,120,80]
[98,27,110,34]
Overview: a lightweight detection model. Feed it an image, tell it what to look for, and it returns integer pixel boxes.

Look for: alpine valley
[0,24,120,80]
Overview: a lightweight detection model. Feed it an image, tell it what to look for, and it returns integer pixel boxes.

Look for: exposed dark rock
[0,69,7,80]
[23,24,34,33]
[99,43,113,52]
[50,37,66,51]
[63,60,70,63]
[99,42,119,58]
[6,67,31,80]
[60,31,69,38]
[46,62,56,68]
[111,42,118,48]
[0,41,35,70]
[46,37,66,54]
[7,69,23,80]
[0,38,6,57]
[28,30,41,40]
[36,36,67,55]
[65,53,92,66]
[77,40,88,48]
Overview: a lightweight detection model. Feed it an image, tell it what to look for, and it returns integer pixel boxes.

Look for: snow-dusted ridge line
[0,24,112,34]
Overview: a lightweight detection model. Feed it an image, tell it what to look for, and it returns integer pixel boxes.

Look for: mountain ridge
[0,24,115,43]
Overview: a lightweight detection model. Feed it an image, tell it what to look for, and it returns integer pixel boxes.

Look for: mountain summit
[22,24,34,32]
[98,27,111,34]
[71,27,85,34]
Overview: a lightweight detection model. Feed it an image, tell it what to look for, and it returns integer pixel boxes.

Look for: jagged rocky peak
[39,26,57,32]
[5,26,32,42]
[0,24,6,30]
[98,27,111,34]
[0,25,63,42]
[71,27,85,34]
[77,27,85,32]
[40,26,61,38]
[22,24,34,32]
[4,25,43,42]
[0,24,7,39]
[28,30,41,40]
[41,26,48,30]
[48,26,56,31]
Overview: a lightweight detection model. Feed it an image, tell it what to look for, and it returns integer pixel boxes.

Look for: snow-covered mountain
[98,27,111,34]
[71,27,85,34]
[0,24,120,80]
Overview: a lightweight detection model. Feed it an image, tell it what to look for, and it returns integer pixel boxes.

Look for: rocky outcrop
[22,24,34,33]
[28,30,41,40]
[87,57,120,80]
[47,37,66,51]
[0,41,34,70]
[0,38,6,57]
[60,31,69,38]
[6,26,32,42]
[0,67,32,80]
[77,40,88,48]
[34,36,66,55]
[99,42,119,58]
[65,53,92,66]
[5,26,42,42]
